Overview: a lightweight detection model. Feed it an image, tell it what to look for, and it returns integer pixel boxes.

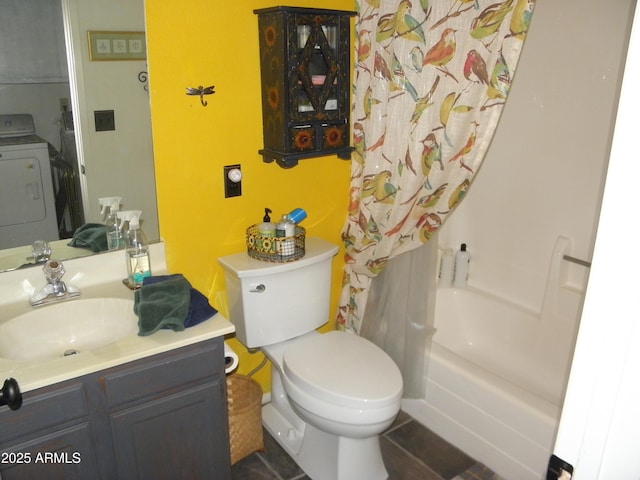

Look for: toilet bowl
[265,330,402,432]
[262,331,402,480]
[218,238,404,479]
[279,331,402,436]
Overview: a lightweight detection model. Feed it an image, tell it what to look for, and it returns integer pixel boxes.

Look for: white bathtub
[402,286,580,480]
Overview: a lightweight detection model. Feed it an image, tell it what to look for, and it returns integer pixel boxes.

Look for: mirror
[0,0,158,271]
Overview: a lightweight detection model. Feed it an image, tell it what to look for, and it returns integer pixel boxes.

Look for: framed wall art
[88,31,146,61]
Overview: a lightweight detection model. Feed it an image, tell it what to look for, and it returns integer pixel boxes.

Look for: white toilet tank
[218,237,339,348]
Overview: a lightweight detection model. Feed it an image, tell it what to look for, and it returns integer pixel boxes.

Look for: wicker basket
[227,374,264,465]
[246,224,305,262]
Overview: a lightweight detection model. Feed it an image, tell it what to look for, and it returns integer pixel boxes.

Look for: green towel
[68,223,108,252]
[134,275,191,336]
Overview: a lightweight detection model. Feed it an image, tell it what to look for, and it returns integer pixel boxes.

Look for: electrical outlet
[224,164,242,198]
[94,110,115,132]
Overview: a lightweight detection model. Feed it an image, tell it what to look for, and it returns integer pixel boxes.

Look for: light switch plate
[224,164,242,198]
[94,110,115,132]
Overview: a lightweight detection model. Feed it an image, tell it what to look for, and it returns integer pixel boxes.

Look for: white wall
[554,2,640,477]
[438,0,635,313]
[0,83,71,151]
[0,0,70,150]
[63,0,159,241]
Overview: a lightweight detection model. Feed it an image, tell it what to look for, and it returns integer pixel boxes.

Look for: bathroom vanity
[0,338,229,479]
[0,242,235,479]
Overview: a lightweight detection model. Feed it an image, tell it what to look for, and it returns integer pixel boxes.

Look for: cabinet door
[110,381,230,480]
[0,423,99,480]
[292,17,342,121]
[0,381,99,480]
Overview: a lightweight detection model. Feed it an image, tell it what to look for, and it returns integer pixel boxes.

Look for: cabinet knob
[0,378,22,411]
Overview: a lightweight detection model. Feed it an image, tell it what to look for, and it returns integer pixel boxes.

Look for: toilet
[218,237,403,480]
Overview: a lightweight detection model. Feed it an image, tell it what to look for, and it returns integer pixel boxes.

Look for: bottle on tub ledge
[452,243,470,288]
[117,210,151,290]
[439,248,455,287]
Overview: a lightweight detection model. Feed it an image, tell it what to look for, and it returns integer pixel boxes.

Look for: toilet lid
[283,331,403,410]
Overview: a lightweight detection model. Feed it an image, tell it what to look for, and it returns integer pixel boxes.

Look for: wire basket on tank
[246,224,305,262]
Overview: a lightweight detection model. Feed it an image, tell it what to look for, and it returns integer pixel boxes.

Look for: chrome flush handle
[249,284,266,293]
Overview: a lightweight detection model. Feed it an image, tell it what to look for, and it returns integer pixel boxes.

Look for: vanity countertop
[0,242,235,393]
[0,310,235,394]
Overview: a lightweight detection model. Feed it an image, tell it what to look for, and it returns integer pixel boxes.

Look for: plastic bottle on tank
[275,214,295,256]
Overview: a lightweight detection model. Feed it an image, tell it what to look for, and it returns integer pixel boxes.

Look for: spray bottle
[99,196,123,250]
[117,210,151,289]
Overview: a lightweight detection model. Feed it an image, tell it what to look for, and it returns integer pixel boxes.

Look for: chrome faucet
[29,259,81,307]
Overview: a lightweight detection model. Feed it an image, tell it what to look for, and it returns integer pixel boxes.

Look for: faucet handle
[29,259,80,306]
[31,240,52,263]
[43,259,65,284]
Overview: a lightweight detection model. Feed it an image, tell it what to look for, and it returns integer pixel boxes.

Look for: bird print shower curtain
[337,0,535,334]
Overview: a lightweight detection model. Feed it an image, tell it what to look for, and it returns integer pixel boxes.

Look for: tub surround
[0,241,235,393]
[402,284,578,479]
[403,343,557,480]
[434,286,576,406]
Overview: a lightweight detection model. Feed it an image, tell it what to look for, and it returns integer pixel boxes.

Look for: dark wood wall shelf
[254,6,355,168]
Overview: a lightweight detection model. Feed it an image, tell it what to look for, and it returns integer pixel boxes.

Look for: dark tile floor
[231,410,503,480]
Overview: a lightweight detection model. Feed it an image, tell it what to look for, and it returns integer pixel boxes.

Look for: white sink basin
[0,298,138,362]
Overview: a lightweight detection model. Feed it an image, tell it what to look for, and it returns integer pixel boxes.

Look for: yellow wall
[144,0,354,390]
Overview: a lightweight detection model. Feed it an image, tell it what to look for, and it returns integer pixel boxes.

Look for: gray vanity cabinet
[110,383,223,478]
[0,382,100,479]
[0,337,231,480]
[102,337,231,479]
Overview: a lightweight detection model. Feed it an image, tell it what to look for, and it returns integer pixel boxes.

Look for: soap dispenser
[258,208,275,237]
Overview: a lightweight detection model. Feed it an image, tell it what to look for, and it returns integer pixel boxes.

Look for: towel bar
[562,254,591,268]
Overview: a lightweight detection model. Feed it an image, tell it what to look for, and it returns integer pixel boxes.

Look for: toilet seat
[283,331,403,411]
